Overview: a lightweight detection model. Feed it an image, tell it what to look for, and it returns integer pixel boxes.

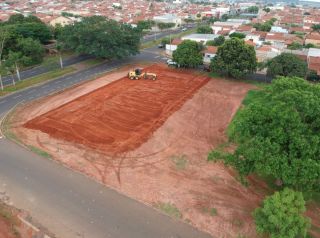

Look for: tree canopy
[137,20,155,30]
[311,24,320,32]
[229,32,246,39]
[172,40,203,68]
[267,53,307,78]
[253,18,276,32]
[0,14,48,71]
[58,16,141,59]
[157,22,175,30]
[196,25,213,34]
[206,35,225,46]
[287,41,303,50]
[219,77,320,192]
[210,38,257,78]
[254,188,310,238]
[246,6,259,14]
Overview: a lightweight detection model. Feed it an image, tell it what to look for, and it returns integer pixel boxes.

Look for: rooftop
[182,34,219,41]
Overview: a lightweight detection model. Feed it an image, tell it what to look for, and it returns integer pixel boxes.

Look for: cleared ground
[24,64,209,155]
[11,64,281,237]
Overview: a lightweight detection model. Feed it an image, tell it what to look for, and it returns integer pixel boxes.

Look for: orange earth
[10,64,320,238]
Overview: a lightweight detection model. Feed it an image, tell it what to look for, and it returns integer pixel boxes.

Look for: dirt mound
[24,64,210,155]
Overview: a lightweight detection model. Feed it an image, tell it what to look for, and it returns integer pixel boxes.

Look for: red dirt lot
[13,63,319,237]
[24,64,210,155]
[0,219,17,238]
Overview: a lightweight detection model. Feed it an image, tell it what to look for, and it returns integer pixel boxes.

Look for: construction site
[6,63,319,238]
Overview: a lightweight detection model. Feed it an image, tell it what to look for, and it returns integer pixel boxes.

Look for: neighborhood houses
[1,1,320,238]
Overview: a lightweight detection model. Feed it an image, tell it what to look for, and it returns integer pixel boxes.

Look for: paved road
[0,50,211,238]
[1,28,185,87]
[142,25,197,43]
[2,55,93,87]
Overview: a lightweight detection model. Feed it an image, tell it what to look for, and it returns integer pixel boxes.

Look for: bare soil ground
[24,64,210,155]
[0,219,17,238]
[10,63,320,237]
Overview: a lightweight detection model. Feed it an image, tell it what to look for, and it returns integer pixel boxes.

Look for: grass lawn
[140,28,197,49]
[81,58,106,66]
[0,67,76,97]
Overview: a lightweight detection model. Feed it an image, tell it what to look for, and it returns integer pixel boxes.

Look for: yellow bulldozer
[128,68,157,80]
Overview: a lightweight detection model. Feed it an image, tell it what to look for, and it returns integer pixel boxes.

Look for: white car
[167,59,180,68]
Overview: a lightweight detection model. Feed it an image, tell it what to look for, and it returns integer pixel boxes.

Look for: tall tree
[7,14,25,24]
[206,35,225,46]
[210,38,257,78]
[267,53,307,78]
[220,77,320,192]
[0,28,9,90]
[229,32,246,39]
[196,25,213,34]
[16,37,45,66]
[5,51,22,81]
[311,24,320,32]
[254,188,310,238]
[172,40,203,68]
[13,22,52,44]
[59,16,141,59]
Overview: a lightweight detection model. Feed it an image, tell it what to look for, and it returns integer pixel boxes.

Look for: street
[0,49,211,238]
[1,54,93,87]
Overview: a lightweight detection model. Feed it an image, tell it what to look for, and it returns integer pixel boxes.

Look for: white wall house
[203,46,218,64]
[153,14,182,29]
[245,34,263,45]
[271,26,289,34]
[181,34,219,44]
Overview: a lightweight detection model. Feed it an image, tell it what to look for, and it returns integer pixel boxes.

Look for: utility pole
[15,62,21,81]
[59,52,64,69]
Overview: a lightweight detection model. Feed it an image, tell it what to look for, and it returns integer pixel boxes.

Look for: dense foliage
[0,14,48,74]
[172,40,203,68]
[229,32,246,39]
[254,188,310,238]
[311,24,320,32]
[210,38,257,78]
[206,35,225,46]
[157,22,175,30]
[196,25,213,34]
[287,41,303,50]
[137,20,155,30]
[215,77,320,192]
[253,18,276,32]
[267,53,307,78]
[58,16,141,59]
[246,6,259,13]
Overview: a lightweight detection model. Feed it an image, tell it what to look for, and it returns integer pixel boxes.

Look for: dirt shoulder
[10,65,266,237]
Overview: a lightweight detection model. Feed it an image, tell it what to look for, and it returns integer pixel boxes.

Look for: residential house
[165,38,182,56]
[203,46,218,64]
[271,26,289,34]
[307,48,320,75]
[153,14,182,28]
[181,34,219,44]
[256,45,281,62]
[305,32,320,47]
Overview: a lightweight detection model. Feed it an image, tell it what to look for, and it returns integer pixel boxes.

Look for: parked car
[167,59,180,68]
[158,43,164,48]
[181,28,187,31]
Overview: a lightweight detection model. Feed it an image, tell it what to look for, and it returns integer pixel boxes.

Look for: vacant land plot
[25,64,209,155]
[11,64,273,237]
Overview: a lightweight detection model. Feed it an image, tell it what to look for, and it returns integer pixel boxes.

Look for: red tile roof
[204,46,218,54]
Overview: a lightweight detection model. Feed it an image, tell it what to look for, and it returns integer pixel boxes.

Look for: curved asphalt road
[2,54,93,87]
[0,49,212,238]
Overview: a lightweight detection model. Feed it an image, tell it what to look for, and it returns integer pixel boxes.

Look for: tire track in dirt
[24,64,210,156]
